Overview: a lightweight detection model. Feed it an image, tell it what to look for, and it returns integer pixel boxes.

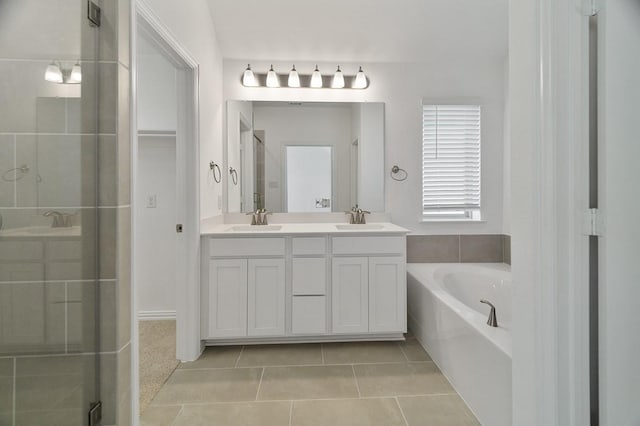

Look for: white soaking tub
[407,263,512,426]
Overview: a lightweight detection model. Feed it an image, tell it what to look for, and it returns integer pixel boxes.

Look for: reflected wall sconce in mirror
[209,161,222,183]
[229,167,238,185]
[45,60,82,84]
[241,64,368,89]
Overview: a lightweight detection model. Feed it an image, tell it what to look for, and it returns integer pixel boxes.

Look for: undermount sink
[229,225,283,232]
[335,224,385,230]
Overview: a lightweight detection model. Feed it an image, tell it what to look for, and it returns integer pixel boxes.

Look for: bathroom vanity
[200,223,408,344]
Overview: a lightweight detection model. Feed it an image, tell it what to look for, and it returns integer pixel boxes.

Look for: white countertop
[201,222,409,236]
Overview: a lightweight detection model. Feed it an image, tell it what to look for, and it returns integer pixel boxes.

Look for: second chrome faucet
[345,205,370,224]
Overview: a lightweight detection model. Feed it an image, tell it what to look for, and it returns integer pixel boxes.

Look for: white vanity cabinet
[201,226,407,344]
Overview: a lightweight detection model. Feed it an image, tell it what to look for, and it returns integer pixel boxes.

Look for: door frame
[131,0,201,422]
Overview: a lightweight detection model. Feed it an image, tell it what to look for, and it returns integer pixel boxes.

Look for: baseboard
[138,310,176,321]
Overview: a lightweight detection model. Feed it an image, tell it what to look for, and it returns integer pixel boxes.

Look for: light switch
[146,195,157,208]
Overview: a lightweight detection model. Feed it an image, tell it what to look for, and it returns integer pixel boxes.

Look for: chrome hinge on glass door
[87,1,101,27]
[583,208,603,236]
[88,401,102,426]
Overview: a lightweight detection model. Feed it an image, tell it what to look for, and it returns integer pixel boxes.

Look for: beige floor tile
[173,401,291,426]
[139,320,179,413]
[291,398,406,426]
[237,344,322,367]
[151,368,263,405]
[398,395,480,426]
[140,405,182,426]
[399,340,432,361]
[179,346,242,369]
[258,365,359,400]
[322,341,407,364]
[354,362,454,397]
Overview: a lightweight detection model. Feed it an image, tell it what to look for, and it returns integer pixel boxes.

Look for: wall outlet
[146,195,157,208]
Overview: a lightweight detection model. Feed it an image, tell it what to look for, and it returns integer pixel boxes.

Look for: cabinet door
[208,259,247,338]
[248,258,286,337]
[369,257,406,333]
[332,257,368,334]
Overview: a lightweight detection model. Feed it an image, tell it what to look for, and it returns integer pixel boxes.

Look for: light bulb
[288,65,300,88]
[310,65,322,88]
[353,66,367,89]
[266,64,279,88]
[44,61,63,83]
[68,61,82,84]
[331,65,344,89]
[242,64,257,87]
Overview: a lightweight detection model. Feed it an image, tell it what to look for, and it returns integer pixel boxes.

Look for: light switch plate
[146,195,157,208]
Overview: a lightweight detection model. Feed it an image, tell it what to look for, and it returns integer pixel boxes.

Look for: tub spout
[480,300,498,327]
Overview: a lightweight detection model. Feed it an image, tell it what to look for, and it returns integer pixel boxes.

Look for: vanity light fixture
[68,61,82,84]
[331,65,345,89]
[241,64,368,89]
[287,65,300,88]
[242,64,258,87]
[353,66,367,89]
[44,61,64,83]
[266,64,279,88]
[310,65,323,88]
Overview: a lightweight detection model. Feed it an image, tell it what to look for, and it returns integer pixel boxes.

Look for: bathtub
[407,263,512,426]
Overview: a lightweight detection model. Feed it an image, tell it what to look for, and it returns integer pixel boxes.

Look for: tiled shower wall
[0,0,131,424]
[407,234,511,265]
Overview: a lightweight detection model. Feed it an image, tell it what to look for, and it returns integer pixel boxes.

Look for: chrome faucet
[246,208,272,225]
[345,205,370,224]
[480,300,498,327]
[43,211,73,228]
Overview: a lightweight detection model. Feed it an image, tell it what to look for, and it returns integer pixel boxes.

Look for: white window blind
[422,104,481,218]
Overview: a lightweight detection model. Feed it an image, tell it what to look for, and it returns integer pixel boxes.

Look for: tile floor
[141,334,480,426]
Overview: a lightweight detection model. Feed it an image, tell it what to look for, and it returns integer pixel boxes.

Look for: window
[422,104,481,220]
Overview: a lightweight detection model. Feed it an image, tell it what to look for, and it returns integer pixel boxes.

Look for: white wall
[599,0,640,424]
[253,104,354,213]
[144,0,224,219]
[137,136,176,315]
[138,37,177,131]
[502,57,511,235]
[224,59,505,234]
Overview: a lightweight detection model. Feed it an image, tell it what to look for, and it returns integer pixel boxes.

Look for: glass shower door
[0,1,103,424]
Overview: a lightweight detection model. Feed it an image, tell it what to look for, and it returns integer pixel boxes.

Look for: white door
[285,145,332,212]
[332,257,368,334]
[598,2,640,424]
[207,259,247,338]
[368,257,406,333]
[247,258,285,337]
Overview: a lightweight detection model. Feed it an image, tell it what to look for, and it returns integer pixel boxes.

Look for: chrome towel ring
[390,165,408,181]
[209,161,222,183]
[229,167,238,185]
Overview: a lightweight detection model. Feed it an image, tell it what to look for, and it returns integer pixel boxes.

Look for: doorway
[133,3,200,420]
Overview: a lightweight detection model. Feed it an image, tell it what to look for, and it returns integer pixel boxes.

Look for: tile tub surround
[142,338,480,425]
[407,234,512,264]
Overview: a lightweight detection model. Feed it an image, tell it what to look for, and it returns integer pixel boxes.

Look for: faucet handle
[246,211,257,225]
[344,211,356,224]
[261,211,272,225]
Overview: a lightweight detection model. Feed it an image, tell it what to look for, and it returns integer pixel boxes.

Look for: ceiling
[206,0,508,63]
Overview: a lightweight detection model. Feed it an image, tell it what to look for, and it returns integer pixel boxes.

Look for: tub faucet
[480,300,498,327]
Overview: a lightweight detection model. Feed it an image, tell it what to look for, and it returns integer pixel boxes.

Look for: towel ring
[390,165,408,182]
[209,162,222,183]
[229,167,238,185]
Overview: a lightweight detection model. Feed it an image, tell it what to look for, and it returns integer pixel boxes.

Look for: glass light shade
[331,66,345,89]
[353,66,367,89]
[242,64,257,87]
[68,62,82,84]
[44,62,63,83]
[310,65,323,88]
[266,65,279,88]
[287,65,300,88]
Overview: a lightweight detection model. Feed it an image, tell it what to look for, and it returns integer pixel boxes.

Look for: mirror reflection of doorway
[285,145,333,212]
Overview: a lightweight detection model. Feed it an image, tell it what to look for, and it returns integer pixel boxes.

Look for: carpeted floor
[139,320,180,414]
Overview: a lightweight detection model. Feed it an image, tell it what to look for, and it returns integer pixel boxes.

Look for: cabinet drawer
[292,296,326,335]
[332,236,404,255]
[209,237,285,257]
[292,258,326,295]
[292,237,326,255]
